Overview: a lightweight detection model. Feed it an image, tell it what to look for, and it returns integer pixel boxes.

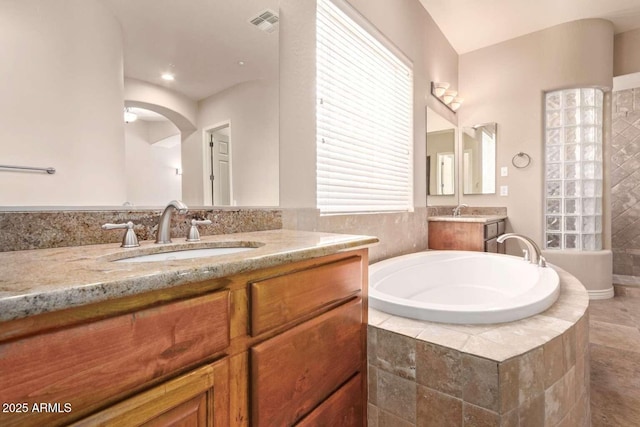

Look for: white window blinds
[316,0,413,213]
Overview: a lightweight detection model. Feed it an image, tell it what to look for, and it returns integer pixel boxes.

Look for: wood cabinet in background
[428,219,506,253]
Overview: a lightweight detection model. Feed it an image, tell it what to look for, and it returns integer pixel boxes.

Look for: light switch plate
[500,185,508,196]
[501,166,508,177]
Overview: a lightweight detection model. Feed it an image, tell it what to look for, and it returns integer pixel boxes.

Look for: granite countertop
[427,214,507,224]
[0,229,378,322]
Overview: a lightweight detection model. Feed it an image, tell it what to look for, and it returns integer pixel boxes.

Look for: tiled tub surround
[0,208,282,252]
[0,229,377,322]
[368,266,590,426]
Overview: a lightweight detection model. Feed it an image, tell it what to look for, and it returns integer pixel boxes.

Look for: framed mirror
[462,123,497,195]
[0,0,279,208]
[426,107,457,200]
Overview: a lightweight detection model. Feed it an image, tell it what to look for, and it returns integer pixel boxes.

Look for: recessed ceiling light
[161,73,175,81]
[238,61,245,66]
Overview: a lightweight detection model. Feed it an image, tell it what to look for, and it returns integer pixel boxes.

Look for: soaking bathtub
[369,250,560,324]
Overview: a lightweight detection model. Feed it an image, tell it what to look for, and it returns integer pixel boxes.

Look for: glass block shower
[544,88,603,250]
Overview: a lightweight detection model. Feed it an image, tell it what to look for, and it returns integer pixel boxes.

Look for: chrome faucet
[452,204,468,217]
[155,200,188,244]
[496,233,547,267]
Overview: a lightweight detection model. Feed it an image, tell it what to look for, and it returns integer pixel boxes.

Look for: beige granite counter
[427,214,507,224]
[0,229,378,322]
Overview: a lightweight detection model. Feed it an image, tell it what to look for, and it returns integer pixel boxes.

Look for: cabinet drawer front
[485,222,499,239]
[71,360,228,427]
[0,291,230,427]
[296,373,363,427]
[251,300,363,426]
[485,237,498,253]
[250,256,362,336]
[497,220,505,235]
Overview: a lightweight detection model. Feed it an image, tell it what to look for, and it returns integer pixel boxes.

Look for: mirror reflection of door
[426,128,456,195]
[436,152,455,195]
[205,124,232,206]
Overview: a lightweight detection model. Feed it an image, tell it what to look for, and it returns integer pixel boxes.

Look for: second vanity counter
[0,229,378,323]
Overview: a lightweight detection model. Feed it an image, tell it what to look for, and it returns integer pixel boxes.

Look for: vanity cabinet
[0,291,230,427]
[428,219,506,253]
[0,248,368,427]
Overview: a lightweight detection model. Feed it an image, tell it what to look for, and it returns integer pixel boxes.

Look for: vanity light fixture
[124,107,138,123]
[431,81,464,113]
[161,73,175,81]
[442,90,457,104]
[450,97,464,112]
[432,82,449,97]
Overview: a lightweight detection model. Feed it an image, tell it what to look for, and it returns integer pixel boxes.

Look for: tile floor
[589,285,640,426]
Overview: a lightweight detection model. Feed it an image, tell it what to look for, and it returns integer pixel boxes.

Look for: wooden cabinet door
[0,291,230,427]
[296,373,363,426]
[251,300,363,426]
[71,360,229,427]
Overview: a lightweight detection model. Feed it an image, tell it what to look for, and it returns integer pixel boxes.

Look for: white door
[436,152,454,195]
[214,136,230,205]
[205,124,232,206]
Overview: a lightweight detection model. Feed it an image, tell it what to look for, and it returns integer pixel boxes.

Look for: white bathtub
[369,251,560,324]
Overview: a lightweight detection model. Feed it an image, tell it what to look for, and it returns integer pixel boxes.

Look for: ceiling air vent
[249,9,279,33]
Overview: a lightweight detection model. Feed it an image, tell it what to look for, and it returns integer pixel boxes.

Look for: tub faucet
[452,204,468,217]
[156,200,188,244]
[496,233,547,267]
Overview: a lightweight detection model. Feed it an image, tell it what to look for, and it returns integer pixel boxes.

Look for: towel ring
[512,152,531,169]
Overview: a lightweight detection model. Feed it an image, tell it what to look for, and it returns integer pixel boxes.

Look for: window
[316,0,413,213]
[544,88,603,250]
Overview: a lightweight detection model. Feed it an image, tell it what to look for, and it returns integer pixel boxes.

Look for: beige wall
[181,78,279,207]
[123,78,197,137]
[614,28,640,77]
[458,19,614,254]
[0,0,126,205]
[279,0,459,260]
[124,121,182,206]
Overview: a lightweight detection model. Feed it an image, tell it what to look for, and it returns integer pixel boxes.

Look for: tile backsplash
[0,208,282,252]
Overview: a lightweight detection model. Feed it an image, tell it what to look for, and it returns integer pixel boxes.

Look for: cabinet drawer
[485,237,498,253]
[251,300,363,426]
[296,373,363,426]
[485,222,499,239]
[71,360,228,427]
[497,220,505,235]
[249,256,362,336]
[0,291,230,427]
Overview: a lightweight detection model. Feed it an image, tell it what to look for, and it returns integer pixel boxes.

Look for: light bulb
[124,108,138,123]
[433,82,450,97]
[442,90,457,105]
[450,97,464,111]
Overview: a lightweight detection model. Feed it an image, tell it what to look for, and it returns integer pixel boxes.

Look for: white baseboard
[612,274,640,287]
[588,287,614,300]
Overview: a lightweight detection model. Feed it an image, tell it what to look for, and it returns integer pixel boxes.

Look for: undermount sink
[113,246,258,263]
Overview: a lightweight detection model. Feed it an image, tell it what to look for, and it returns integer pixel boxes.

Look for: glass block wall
[544,88,603,250]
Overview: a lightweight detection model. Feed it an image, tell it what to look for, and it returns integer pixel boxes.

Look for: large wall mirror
[462,123,497,195]
[426,107,457,202]
[0,0,279,208]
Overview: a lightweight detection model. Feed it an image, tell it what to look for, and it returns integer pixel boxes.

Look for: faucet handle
[522,249,530,262]
[186,219,212,242]
[102,221,139,248]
